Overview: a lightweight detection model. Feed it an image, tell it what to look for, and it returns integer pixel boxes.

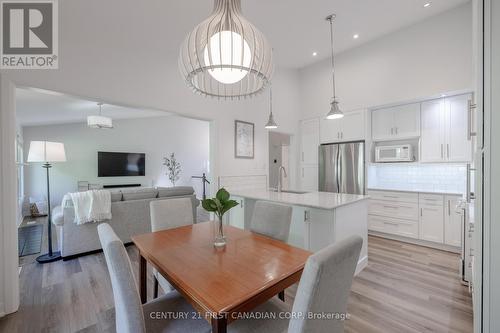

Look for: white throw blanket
[69,190,112,225]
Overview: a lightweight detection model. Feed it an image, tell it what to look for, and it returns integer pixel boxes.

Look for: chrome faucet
[277,166,287,192]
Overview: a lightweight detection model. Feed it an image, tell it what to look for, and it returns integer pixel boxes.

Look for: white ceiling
[170,0,470,68]
[16,88,172,126]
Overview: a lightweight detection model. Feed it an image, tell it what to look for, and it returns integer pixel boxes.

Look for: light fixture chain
[329,16,336,99]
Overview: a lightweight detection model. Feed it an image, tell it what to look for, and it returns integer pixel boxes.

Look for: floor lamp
[27,141,66,264]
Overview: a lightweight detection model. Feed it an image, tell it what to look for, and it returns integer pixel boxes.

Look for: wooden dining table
[131,221,312,333]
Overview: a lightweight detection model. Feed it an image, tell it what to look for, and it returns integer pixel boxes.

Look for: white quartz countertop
[231,190,369,210]
[367,187,464,197]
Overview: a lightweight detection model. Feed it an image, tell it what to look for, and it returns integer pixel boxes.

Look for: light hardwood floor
[0,235,473,333]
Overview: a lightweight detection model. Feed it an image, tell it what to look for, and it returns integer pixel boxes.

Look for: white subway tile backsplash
[368,164,467,194]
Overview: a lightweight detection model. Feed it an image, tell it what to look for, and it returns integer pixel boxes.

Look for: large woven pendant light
[179,0,274,100]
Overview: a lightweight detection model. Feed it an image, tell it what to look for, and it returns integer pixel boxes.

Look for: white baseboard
[369,231,461,254]
[355,255,368,276]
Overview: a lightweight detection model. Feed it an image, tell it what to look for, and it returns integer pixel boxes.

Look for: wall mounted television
[98,151,145,177]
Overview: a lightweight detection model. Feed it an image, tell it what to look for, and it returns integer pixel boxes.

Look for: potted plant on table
[202,188,239,248]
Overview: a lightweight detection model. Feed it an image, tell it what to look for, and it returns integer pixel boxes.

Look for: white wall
[23,115,210,206]
[299,3,473,118]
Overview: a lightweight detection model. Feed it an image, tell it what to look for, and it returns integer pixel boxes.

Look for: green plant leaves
[202,198,217,212]
[216,188,230,203]
[202,188,238,218]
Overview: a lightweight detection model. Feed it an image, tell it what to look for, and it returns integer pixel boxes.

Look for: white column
[0,74,20,317]
[482,0,500,332]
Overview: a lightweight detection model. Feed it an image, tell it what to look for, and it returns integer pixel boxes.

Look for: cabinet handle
[383,221,399,226]
[383,205,398,209]
[341,132,343,139]
[391,128,394,135]
[447,144,450,159]
[382,195,399,199]
[448,200,451,216]
[304,211,310,222]
[240,200,244,208]
[467,99,477,140]
[420,208,423,217]
[441,144,444,159]
[395,127,398,135]
[302,168,304,178]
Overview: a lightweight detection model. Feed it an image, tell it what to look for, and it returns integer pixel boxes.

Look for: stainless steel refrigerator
[319,141,365,195]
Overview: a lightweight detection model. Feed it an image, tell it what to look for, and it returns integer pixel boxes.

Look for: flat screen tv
[98,151,145,177]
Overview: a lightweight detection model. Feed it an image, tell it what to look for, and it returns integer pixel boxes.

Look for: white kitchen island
[228,190,370,275]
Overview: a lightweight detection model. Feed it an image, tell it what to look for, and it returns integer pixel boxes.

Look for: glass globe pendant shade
[203,31,252,84]
[179,0,274,100]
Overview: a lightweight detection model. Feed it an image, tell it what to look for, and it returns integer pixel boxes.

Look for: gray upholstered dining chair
[227,235,363,333]
[249,200,293,242]
[150,198,194,298]
[250,200,293,301]
[97,223,210,333]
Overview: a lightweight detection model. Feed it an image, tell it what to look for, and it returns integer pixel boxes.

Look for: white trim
[368,231,461,254]
[0,74,20,317]
[355,255,368,276]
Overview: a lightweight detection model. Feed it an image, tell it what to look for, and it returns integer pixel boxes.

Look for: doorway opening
[268,132,292,190]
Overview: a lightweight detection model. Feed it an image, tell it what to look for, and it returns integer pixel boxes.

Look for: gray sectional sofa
[52,186,199,259]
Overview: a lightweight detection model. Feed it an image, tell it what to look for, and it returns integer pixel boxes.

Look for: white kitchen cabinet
[445,94,473,162]
[320,110,365,143]
[228,195,245,229]
[342,111,366,141]
[419,204,444,243]
[421,94,472,163]
[372,103,420,141]
[421,99,446,162]
[444,195,463,247]
[368,190,462,250]
[300,165,318,191]
[300,118,320,164]
[319,117,341,143]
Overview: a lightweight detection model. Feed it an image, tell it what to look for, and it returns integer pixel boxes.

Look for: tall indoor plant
[202,188,238,247]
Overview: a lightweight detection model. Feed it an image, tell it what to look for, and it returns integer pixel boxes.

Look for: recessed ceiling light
[353,34,359,39]
[312,52,318,56]
[423,3,431,8]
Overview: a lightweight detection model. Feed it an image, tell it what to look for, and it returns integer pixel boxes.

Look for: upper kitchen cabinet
[445,94,473,162]
[300,118,320,164]
[372,103,420,141]
[421,93,473,163]
[320,110,365,144]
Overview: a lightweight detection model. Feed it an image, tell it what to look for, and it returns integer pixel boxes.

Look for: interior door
[339,142,365,195]
[445,94,473,162]
[420,99,445,162]
[318,144,340,192]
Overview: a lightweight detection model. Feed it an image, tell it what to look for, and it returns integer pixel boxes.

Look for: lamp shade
[27,141,66,163]
[87,115,113,129]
